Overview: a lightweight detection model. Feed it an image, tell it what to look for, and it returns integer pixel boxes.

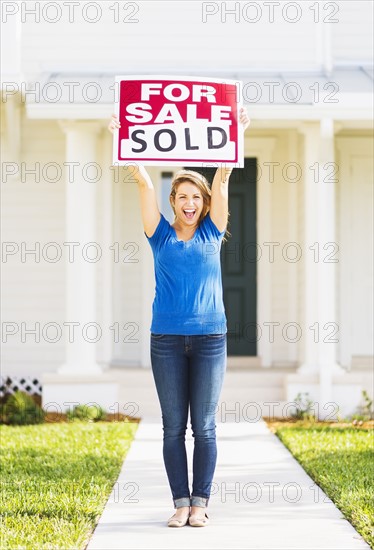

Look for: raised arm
[108,114,161,238]
[209,107,250,233]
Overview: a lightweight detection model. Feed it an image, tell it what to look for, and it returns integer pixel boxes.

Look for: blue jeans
[150,333,227,509]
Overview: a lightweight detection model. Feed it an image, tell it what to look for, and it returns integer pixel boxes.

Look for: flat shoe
[167,513,189,528]
[188,512,209,527]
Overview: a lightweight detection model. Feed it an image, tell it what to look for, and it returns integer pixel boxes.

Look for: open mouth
[183,209,196,219]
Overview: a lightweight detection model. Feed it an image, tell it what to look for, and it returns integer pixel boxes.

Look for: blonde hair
[169,169,231,243]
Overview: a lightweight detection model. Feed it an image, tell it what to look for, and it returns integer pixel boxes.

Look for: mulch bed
[0,393,141,424]
[262,416,374,433]
[44,412,141,423]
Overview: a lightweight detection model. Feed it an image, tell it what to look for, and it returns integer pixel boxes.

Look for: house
[1,1,373,418]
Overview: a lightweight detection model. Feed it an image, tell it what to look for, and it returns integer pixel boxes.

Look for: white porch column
[253,137,277,368]
[298,120,342,379]
[99,130,114,367]
[42,121,119,412]
[299,121,322,375]
[315,120,343,390]
[287,130,299,368]
[285,120,349,420]
[58,120,102,375]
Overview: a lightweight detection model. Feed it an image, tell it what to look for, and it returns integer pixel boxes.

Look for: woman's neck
[172,221,197,235]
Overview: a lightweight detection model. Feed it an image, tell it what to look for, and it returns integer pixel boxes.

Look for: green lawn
[274,424,374,548]
[0,421,138,549]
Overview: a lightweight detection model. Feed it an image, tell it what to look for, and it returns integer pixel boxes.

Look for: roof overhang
[18,67,374,125]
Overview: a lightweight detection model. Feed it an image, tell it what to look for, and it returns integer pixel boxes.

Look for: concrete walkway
[86,419,370,550]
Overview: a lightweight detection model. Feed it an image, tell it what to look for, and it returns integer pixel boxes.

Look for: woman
[109,107,250,527]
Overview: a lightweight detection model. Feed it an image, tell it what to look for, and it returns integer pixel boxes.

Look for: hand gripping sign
[113,76,243,167]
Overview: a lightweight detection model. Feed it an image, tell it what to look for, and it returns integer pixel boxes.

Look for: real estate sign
[113,75,243,167]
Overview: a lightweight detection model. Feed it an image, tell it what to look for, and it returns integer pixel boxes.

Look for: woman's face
[172,182,204,228]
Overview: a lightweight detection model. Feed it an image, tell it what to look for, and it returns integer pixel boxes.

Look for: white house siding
[296,130,306,369]
[264,130,299,366]
[332,1,373,63]
[335,134,374,368]
[17,0,374,79]
[334,138,341,367]
[111,167,144,366]
[350,153,373,356]
[1,117,66,376]
[262,129,312,369]
[20,1,325,78]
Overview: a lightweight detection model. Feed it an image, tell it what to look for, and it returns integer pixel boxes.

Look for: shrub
[351,390,374,422]
[3,391,45,425]
[290,392,316,421]
[66,404,107,422]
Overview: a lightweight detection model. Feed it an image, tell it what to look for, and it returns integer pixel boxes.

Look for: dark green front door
[185,159,257,355]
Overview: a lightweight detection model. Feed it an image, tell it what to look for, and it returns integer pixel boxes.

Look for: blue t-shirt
[145,212,227,335]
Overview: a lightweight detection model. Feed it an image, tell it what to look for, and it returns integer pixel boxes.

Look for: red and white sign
[113,75,243,167]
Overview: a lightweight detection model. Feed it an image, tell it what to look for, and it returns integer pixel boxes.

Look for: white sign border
[112,75,243,168]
